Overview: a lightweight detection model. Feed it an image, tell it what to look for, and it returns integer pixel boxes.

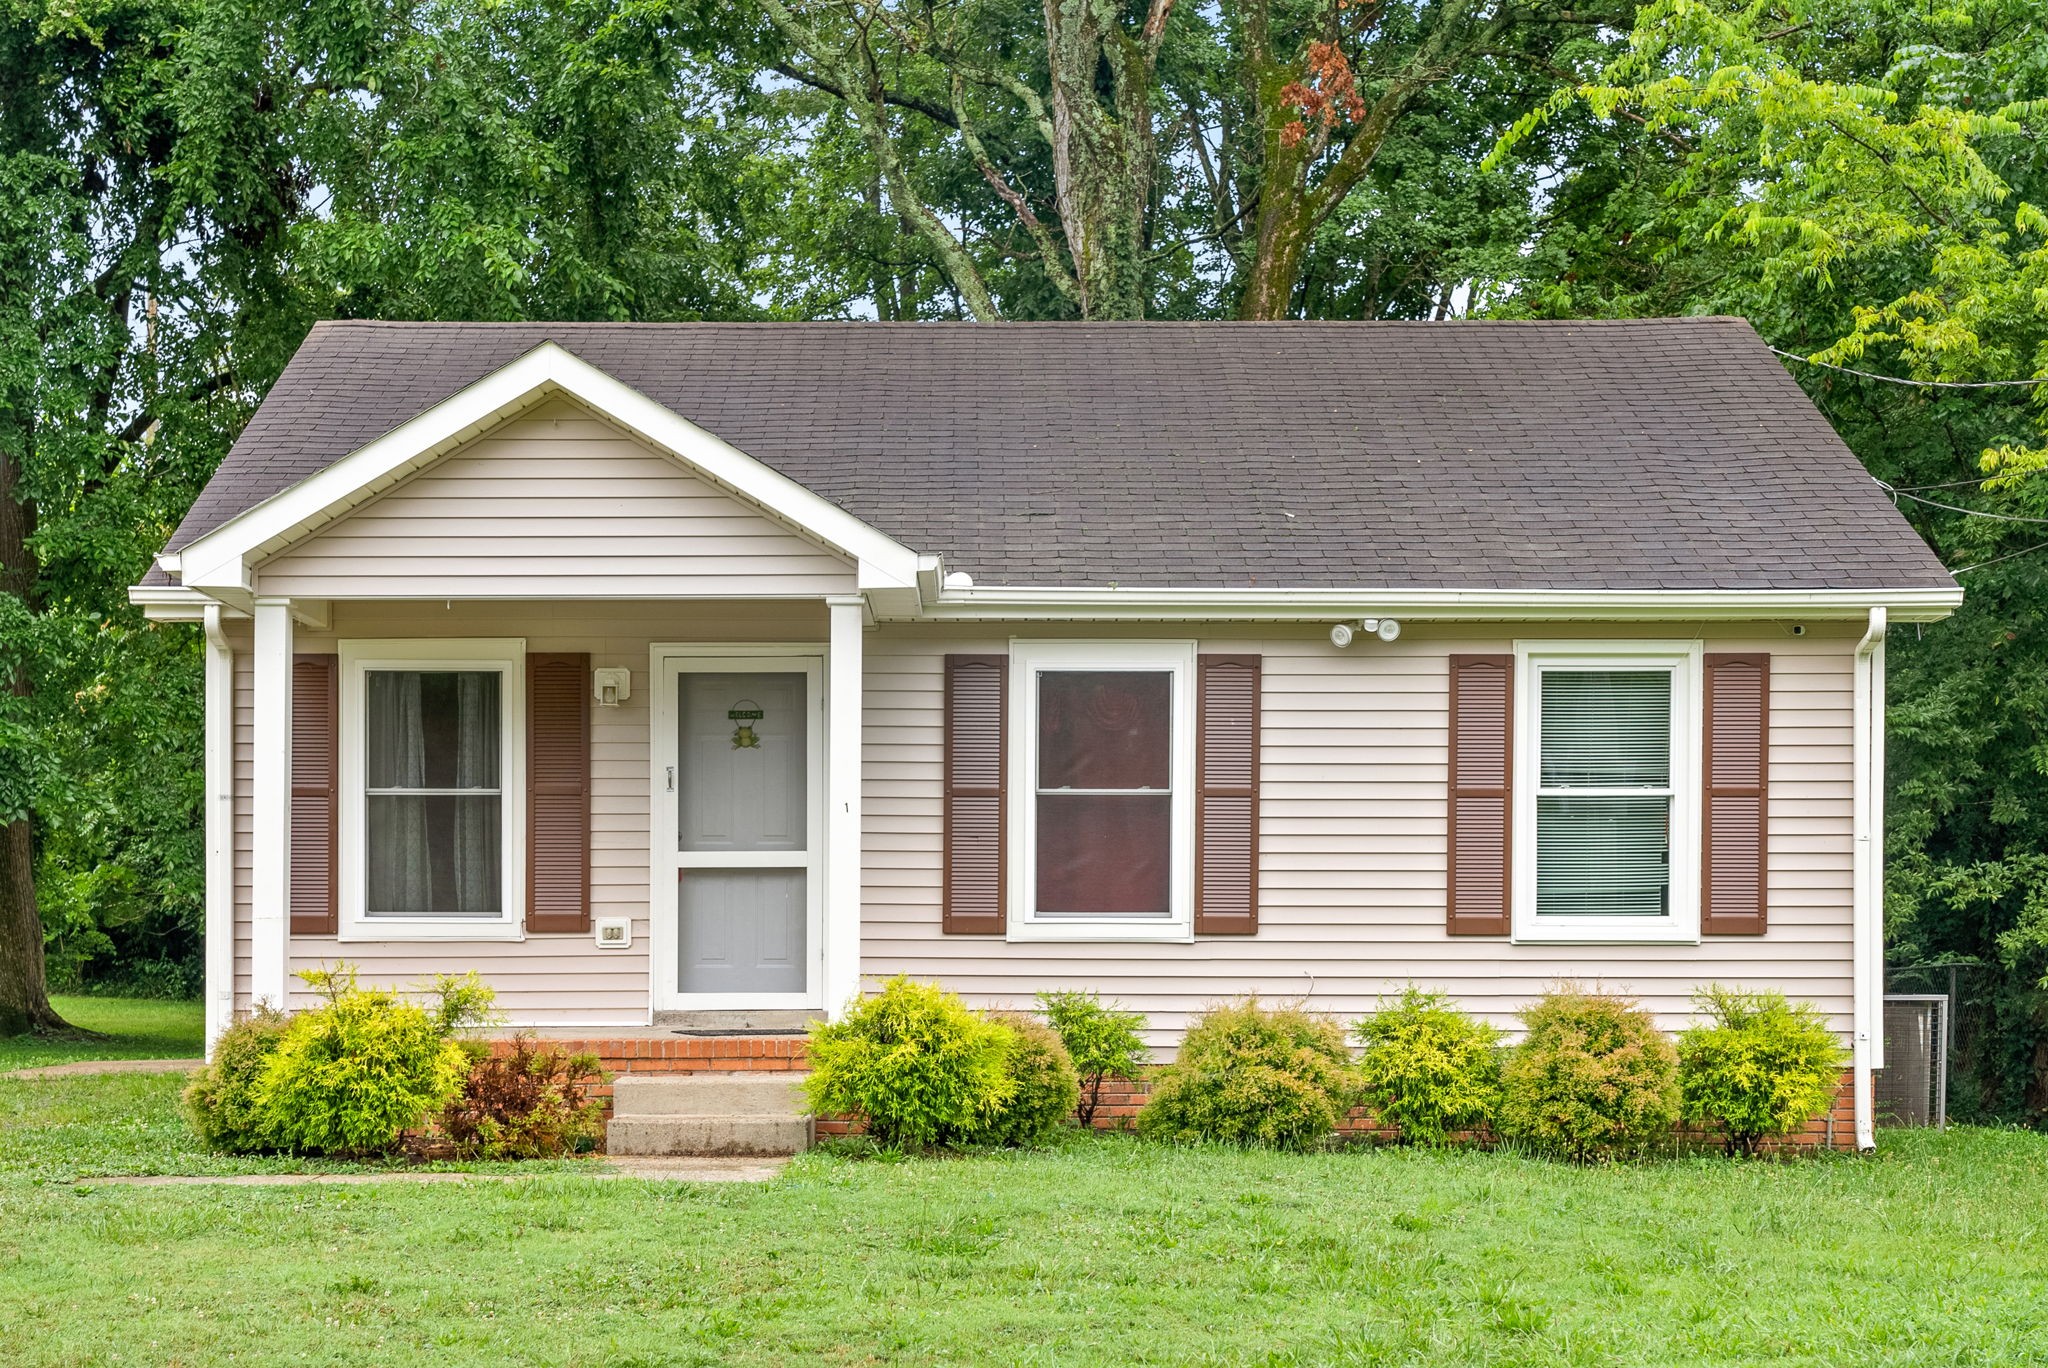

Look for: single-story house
[134,319,1959,1150]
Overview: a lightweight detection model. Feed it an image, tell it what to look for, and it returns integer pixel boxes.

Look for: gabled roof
[160,318,1955,595]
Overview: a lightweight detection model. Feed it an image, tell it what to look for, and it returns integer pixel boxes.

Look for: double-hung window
[338,639,526,940]
[1513,643,1700,943]
[1008,640,1195,942]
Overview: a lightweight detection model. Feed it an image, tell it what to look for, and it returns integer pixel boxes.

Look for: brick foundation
[507,1038,1861,1152]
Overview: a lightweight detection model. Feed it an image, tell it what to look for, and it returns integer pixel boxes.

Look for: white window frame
[1511,640,1702,945]
[337,638,527,942]
[1007,639,1196,944]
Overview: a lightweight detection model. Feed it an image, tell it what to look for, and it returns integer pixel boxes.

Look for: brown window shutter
[1447,654,1512,936]
[1702,652,1769,935]
[943,654,1007,934]
[1195,654,1260,935]
[526,652,591,934]
[289,654,339,936]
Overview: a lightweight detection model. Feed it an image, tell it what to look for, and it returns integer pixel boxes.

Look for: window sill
[1006,920,1194,945]
[336,920,527,944]
[1511,920,1701,946]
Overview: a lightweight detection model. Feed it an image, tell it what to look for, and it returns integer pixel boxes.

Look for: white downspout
[1852,606,1888,1152]
[201,605,236,1059]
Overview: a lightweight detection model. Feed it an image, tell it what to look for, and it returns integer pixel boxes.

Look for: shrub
[1136,1000,1357,1150]
[1352,988,1502,1144]
[803,976,1015,1149]
[963,1016,1082,1147]
[1498,987,1680,1162]
[254,967,496,1157]
[434,1035,610,1159]
[1678,986,1850,1157]
[1037,989,1148,1126]
[182,1007,290,1153]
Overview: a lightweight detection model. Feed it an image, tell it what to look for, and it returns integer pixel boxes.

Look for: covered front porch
[201,595,871,1041]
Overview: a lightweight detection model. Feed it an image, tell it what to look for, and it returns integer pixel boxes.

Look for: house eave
[895,584,1965,624]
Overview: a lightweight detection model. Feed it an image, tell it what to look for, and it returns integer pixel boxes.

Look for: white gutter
[909,584,1963,624]
[201,605,236,1059]
[1851,606,1888,1153]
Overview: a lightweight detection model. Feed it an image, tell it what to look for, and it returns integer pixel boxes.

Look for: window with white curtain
[365,670,502,916]
[339,640,525,939]
[1514,644,1699,944]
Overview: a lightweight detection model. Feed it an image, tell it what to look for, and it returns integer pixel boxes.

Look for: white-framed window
[338,639,526,941]
[1007,640,1196,943]
[1512,641,1701,944]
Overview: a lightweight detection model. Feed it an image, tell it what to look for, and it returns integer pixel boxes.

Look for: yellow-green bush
[1037,989,1148,1125]
[182,1006,290,1153]
[965,1016,1081,1147]
[1352,988,1502,1144]
[184,965,499,1157]
[1678,986,1849,1156]
[1498,988,1679,1162]
[1137,1000,1357,1150]
[804,976,1015,1149]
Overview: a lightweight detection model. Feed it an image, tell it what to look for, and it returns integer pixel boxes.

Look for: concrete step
[606,1115,814,1157]
[611,1073,809,1118]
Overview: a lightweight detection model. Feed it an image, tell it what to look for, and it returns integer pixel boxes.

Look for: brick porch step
[606,1074,814,1157]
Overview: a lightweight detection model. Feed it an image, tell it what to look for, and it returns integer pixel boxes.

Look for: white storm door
[653,652,823,1010]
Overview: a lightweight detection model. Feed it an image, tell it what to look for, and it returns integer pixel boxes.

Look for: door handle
[666,766,675,793]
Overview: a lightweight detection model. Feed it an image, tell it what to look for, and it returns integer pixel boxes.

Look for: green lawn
[0,995,203,1071]
[3,1074,2046,1366]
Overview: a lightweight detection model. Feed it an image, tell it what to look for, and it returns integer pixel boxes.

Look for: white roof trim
[901,584,1964,623]
[175,342,923,595]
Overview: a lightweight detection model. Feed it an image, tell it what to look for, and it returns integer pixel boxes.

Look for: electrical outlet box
[594,917,632,949]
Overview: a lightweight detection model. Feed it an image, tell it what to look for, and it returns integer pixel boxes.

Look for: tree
[1492,0,2048,1117]
[753,0,1633,318]
[0,0,803,1035]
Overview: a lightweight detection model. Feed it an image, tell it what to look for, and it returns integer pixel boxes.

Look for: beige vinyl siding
[861,622,1859,1049]
[241,599,828,1022]
[256,398,855,599]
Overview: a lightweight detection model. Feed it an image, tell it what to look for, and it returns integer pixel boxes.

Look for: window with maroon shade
[1010,641,1194,942]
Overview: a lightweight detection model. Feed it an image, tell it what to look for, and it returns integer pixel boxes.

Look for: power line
[1880,484,2048,524]
[1770,346,2047,389]
[1953,539,2048,575]
[1889,473,2041,494]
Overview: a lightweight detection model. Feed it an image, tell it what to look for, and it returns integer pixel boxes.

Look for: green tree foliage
[1492,0,2048,1120]
[1352,987,1502,1144]
[1678,986,1850,1156]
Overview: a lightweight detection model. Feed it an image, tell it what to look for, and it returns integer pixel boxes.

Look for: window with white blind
[1512,644,1700,944]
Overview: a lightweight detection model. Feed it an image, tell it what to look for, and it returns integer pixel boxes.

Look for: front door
[653,652,823,1010]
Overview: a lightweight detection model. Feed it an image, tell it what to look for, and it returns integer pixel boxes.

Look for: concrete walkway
[76,1156,788,1187]
[5,1057,203,1081]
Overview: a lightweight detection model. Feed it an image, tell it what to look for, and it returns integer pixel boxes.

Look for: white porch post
[250,597,293,1011]
[201,607,236,1055]
[824,595,866,1019]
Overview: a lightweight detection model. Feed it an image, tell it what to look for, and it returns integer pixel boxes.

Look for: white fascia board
[901,584,1965,624]
[176,341,922,595]
[128,584,219,622]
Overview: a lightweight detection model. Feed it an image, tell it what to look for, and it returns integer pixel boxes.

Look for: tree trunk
[0,442,68,1038]
[1040,0,1154,319]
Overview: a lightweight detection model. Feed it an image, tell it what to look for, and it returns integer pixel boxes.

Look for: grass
[3,1074,2047,1365]
[0,995,203,1071]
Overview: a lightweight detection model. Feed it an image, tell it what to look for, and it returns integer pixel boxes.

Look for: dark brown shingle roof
[163,319,1953,591]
